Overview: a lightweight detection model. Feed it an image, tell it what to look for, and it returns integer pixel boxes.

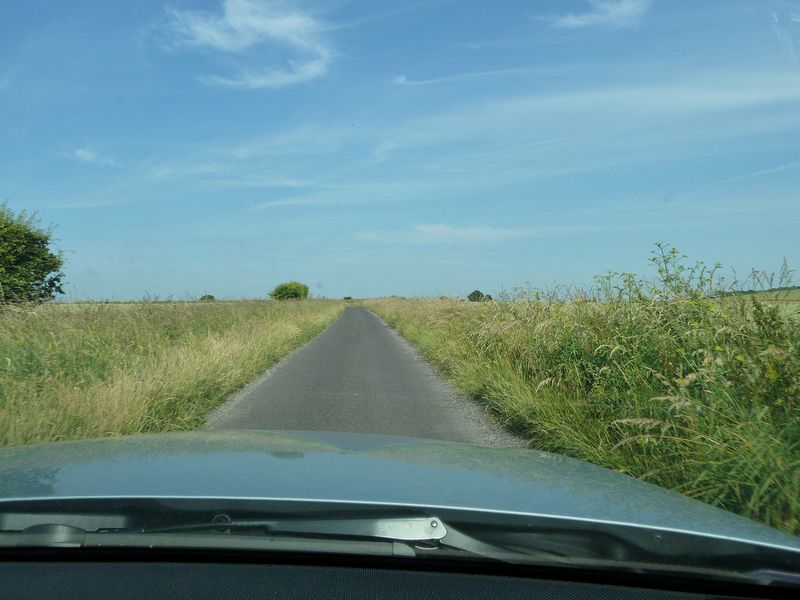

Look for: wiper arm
[146,515,447,542]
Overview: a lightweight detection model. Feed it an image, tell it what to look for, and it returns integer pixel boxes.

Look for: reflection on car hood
[0,429,797,551]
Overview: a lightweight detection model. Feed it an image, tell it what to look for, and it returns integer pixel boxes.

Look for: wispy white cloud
[379,69,800,165]
[251,194,342,209]
[144,67,800,215]
[249,181,448,210]
[146,160,311,189]
[704,161,800,187]
[771,2,800,61]
[231,124,352,159]
[63,148,120,167]
[328,1,437,31]
[392,68,523,86]
[372,142,396,161]
[166,0,331,89]
[497,73,800,115]
[549,0,653,29]
[46,197,132,209]
[357,223,646,244]
[358,224,530,244]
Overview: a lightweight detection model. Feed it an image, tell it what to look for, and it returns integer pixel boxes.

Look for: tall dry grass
[366,247,800,534]
[0,300,343,446]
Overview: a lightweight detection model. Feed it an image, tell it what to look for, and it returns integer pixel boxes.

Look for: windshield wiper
[0,515,528,565]
[146,515,530,563]
[2,512,798,588]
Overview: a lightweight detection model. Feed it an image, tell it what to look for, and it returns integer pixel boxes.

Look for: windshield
[1,0,798,586]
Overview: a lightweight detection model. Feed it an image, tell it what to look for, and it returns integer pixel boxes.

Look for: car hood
[0,429,797,552]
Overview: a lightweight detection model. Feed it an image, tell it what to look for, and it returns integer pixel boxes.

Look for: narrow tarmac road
[208,306,523,448]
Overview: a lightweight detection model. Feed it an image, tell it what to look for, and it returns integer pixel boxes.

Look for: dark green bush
[0,203,64,303]
[199,295,215,302]
[270,281,309,301]
[343,296,354,301]
[467,290,492,302]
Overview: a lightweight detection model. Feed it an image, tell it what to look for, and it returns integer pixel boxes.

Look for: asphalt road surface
[208,306,523,448]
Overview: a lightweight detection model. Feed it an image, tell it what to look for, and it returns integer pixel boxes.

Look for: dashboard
[0,557,780,600]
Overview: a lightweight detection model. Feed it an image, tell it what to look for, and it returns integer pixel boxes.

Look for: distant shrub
[343,296,354,301]
[270,281,309,301]
[467,290,492,302]
[199,295,215,302]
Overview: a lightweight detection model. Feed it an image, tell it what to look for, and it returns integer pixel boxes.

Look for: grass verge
[0,300,343,447]
[365,251,800,534]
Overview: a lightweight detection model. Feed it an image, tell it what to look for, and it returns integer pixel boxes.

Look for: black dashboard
[0,558,780,600]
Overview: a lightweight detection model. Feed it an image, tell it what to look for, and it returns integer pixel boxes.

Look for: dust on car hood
[0,429,797,551]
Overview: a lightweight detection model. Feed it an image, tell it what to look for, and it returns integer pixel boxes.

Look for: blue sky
[2,0,799,299]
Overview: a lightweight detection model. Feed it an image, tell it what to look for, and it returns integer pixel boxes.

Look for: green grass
[365,252,800,535]
[0,299,343,447]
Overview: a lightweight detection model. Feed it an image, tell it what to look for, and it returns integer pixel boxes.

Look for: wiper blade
[0,526,418,558]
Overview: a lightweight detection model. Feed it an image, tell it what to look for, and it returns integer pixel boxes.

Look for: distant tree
[270,281,309,300]
[199,294,215,302]
[0,203,64,303]
[343,296,354,301]
[467,290,492,302]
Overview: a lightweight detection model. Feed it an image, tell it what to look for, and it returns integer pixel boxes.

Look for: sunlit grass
[0,300,343,447]
[365,249,800,534]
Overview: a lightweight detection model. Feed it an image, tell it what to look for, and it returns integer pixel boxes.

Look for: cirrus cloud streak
[166,0,331,89]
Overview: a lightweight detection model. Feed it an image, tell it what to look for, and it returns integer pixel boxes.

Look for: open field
[364,292,800,534]
[736,287,800,301]
[0,300,343,447]
[741,288,800,317]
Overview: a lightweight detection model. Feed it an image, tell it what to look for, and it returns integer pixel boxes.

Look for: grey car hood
[0,429,797,552]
